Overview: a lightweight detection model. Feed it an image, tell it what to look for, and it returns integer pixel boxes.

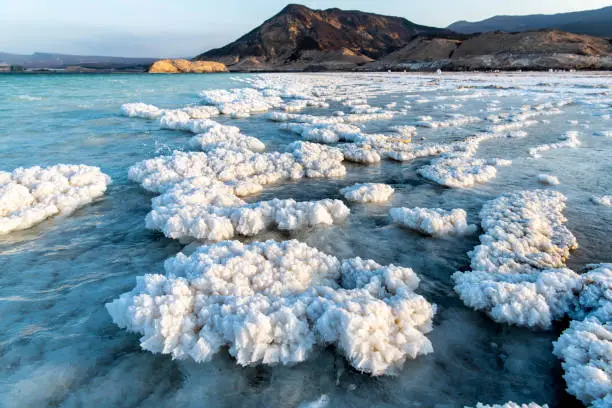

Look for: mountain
[0,52,158,70]
[448,6,612,38]
[364,30,612,71]
[195,4,452,70]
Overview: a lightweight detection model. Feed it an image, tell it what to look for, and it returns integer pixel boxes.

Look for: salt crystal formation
[0,164,111,234]
[106,240,436,375]
[591,195,612,207]
[553,264,611,408]
[452,190,581,329]
[529,131,581,158]
[146,181,350,241]
[537,174,560,186]
[465,403,549,408]
[188,124,266,152]
[390,207,476,237]
[340,183,395,203]
[128,142,345,194]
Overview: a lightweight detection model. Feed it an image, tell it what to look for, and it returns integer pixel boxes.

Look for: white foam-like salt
[390,207,477,237]
[0,164,111,235]
[106,240,436,375]
[340,183,394,203]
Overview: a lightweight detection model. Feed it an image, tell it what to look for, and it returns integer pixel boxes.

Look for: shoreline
[3,68,612,75]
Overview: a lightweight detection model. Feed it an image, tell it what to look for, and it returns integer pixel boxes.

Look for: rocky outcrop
[195,4,450,71]
[363,30,612,71]
[365,37,461,70]
[148,59,227,73]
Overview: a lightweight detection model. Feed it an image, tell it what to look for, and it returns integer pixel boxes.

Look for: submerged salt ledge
[340,183,394,203]
[390,207,477,237]
[0,164,111,234]
[453,190,581,329]
[106,240,436,375]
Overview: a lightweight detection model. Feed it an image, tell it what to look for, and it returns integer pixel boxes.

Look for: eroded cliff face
[149,59,227,73]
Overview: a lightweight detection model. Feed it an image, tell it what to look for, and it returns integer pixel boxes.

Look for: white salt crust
[0,164,111,234]
[340,183,395,204]
[390,207,477,237]
[106,240,436,375]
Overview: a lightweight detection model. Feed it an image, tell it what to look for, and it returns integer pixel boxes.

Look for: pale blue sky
[1,0,610,57]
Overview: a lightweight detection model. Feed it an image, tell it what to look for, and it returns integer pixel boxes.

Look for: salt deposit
[552,264,611,408]
[106,240,436,375]
[591,196,612,207]
[452,190,581,328]
[188,124,266,152]
[120,103,164,119]
[0,164,111,234]
[146,186,350,241]
[128,142,345,194]
[199,88,283,117]
[537,174,560,186]
[418,156,498,188]
[530,131,581,158]
[339,144,381,164]
[390,207,476,237]
[553,316,611,408]
[466,403,548,408]
[340,183,394,204]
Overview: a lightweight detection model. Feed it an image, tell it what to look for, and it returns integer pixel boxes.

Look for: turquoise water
[1,72,611,408]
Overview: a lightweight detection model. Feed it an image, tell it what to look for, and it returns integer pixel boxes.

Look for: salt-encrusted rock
[390,207,476,237]
[0,164,111,234]
[106,240,436,375]
[340,183,394,203]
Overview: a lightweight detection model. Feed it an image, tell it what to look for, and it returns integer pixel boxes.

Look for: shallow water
[1,72,611,408]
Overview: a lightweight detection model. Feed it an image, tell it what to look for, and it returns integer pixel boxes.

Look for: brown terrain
[367,30,612,71]
[192,4,612,72]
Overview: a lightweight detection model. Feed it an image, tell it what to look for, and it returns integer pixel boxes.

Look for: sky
[1,0,610,58]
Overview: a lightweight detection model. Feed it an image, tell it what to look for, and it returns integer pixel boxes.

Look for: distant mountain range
[0,52,157,70]
[3,4,612,73]
[194,4,612,72]
[195,4,459,70]
[448,6,612,38]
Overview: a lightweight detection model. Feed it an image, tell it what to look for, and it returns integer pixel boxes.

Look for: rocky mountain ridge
[194,4,612,72]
